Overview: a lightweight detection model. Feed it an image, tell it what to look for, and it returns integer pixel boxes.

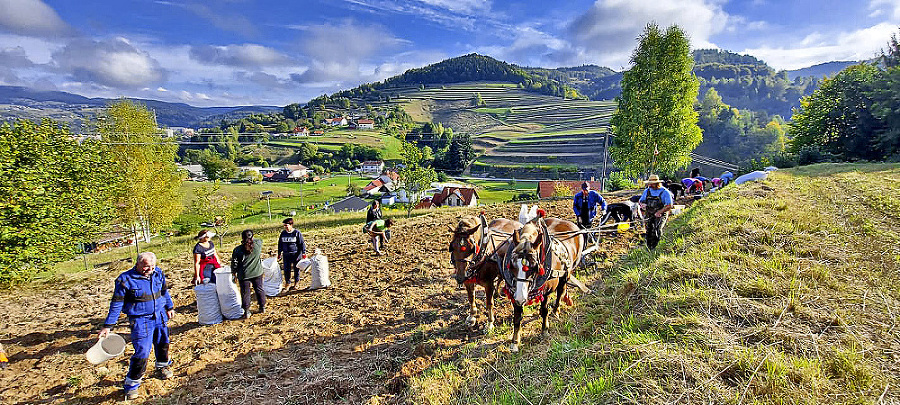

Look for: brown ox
[448,215,521,331]
[503,217,584,352]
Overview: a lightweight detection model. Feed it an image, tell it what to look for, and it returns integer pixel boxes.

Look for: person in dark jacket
[278,218,307,290]
[366,200,382,223]
[98,252,174,400]
[231,230,265,319]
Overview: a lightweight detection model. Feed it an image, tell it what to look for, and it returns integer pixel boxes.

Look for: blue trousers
[124,313,170,392]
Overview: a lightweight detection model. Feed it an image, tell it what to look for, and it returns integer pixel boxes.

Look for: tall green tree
[398,142,436,217]
[0,119,113,285]
[99,100,183,248]
[788,64,883,160]
[610,23,702,176]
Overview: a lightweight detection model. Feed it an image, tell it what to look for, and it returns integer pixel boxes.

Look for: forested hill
[541,49,822,118]
[0,85,279,129]
[325,50,828,119]
[328,53,583,100]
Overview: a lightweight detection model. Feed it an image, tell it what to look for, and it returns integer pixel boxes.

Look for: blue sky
[0,0,897,107]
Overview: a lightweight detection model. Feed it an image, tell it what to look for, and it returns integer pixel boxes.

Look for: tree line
[0,100,182,285]
[789,33,900,163]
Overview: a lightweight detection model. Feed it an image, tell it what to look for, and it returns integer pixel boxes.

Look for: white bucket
[261,257,283,297]
[85,333,126,364]
[214,267,244,320]
[672,205,685,215]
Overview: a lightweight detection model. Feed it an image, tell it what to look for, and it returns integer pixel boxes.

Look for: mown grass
[409,163,900,404]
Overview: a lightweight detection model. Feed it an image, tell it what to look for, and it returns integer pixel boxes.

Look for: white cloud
[416,0,491,14]
[869,0,900,19]
[189,44,294,67]
[0,0,74,38]
[51,38,167,88]
[291,21,408,83]
[567,0,730,66]
[741,23,897,70]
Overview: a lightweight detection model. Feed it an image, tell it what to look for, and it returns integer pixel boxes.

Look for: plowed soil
[0,196,664,404]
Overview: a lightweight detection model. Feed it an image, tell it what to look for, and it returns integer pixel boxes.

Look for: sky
[0,0,897,107]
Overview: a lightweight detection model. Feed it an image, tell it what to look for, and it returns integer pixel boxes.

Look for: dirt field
[0,197,653,404]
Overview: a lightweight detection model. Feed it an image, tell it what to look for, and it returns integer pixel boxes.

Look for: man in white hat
[639,174,674,249]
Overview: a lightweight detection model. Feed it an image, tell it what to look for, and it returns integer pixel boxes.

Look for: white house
[324,117,348,127]
[360,160,385,175]
[357,119,375,129]
[285,164,308,179]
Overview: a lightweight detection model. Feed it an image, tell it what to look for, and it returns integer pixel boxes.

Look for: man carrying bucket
[98,252,175,400]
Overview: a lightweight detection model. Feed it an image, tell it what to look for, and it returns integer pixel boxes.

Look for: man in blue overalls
[99,252,175,400]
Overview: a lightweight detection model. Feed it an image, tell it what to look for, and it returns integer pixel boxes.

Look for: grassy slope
[410,163,900,404]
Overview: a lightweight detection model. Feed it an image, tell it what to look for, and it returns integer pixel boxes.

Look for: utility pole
[601,129,610,192]
[262,190,273,220]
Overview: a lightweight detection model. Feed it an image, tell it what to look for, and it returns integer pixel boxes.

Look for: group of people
[571,175,676,250]
[99,216,314,400]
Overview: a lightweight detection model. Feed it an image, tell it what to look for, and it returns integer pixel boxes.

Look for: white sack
[308,248,331,290]
[193,283,222,325]
[214,267,244,320]
[734,171,768,185]
[261,257,283,297]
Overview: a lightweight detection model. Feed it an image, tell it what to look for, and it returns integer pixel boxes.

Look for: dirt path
[0,197,667,404]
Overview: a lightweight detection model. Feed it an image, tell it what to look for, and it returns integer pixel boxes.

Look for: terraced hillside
[392,82,616,178]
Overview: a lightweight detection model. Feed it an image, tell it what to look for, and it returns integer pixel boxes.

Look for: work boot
[156,366,173,379]
[242,309,251,320]
[125,389,140,400]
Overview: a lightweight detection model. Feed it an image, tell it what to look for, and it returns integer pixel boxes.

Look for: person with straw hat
[639,174,674,249]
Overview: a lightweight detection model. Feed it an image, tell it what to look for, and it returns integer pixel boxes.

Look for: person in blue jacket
[573,182,606,242]
[639,175,675,250]
[720,171,735,186]
[98,252,174,400]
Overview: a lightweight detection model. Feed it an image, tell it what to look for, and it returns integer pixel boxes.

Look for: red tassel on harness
[538,266,545,276]
[536,208,546,218]
[460,246,466,252]
[522,265,529,272]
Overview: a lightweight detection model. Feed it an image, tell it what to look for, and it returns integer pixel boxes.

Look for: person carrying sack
[639,175,674,250]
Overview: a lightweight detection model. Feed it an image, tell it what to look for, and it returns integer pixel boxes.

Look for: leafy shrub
[607,171,638,191]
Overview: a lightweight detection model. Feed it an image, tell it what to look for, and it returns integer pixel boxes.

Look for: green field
[267,130,404,160]
[387,82,615,177]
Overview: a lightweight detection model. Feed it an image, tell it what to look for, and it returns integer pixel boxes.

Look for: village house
[329,196,371,213]
[356,119,375,129]
[430,187,478,207]
[359,160,385,175]
[324,117,348,127]
[293,127,309,136]
[262,165,308,182]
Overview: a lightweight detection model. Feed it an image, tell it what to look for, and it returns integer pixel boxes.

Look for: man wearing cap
[573,182,607,242]
[99,252,174,400]
[640,175,675,249]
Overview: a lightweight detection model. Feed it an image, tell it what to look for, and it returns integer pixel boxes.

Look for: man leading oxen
[448,214,521,332]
